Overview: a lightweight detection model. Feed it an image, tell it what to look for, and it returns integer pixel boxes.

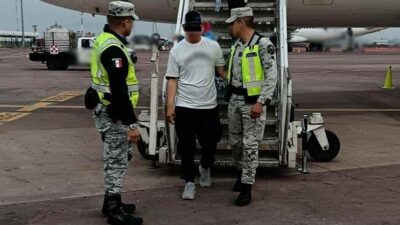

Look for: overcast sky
[0,0,399,40]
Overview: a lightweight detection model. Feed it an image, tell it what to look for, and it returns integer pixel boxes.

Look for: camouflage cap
[108,1,139,20]
[225,7,253,23]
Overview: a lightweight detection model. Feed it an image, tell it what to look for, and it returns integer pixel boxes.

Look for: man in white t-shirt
[165,10,226,200]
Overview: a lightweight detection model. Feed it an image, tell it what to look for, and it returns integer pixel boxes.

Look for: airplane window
[303,0,333,5]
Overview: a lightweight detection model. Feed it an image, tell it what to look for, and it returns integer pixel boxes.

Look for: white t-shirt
[165,37,225,109]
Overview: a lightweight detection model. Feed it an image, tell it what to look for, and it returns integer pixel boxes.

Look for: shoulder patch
[112,58,123,68]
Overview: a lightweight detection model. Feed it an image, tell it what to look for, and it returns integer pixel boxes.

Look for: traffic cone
[382,66,395,89]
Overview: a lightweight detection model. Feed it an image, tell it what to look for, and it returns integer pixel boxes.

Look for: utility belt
[85,83,139,110]
[225,85,259,104]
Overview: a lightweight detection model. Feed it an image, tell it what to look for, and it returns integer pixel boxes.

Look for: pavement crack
[313,164,400,195]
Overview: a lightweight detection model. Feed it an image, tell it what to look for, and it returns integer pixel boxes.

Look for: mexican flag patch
[112,58,123,68]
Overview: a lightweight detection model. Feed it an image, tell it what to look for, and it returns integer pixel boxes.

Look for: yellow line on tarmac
[0,112,31,122]
[44,105,85,109]
[0,90,84,123]
[17,102,52,112]
[40,91,83,103]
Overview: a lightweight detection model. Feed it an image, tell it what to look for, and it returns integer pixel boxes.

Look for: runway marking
[40,91,84,102]
[0,112,31,122]
[0,90,84,124]
[17,102,52,112]
[44,105,85,109]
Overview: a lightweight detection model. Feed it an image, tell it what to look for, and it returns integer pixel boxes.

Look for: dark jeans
[228,0,247,11]
[175,106,222,182]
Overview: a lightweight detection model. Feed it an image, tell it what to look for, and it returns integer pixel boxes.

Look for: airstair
[137,0,341,171]
[191,0,283,167]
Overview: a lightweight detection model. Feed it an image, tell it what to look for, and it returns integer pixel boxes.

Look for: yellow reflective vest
[90,32,139,107]
[227,33,264,97]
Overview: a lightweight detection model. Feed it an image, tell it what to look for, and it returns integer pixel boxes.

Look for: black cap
[184,10,202,25]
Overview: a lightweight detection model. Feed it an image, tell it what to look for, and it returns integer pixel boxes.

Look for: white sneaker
[199,165,211,188]
[182,182,196,200]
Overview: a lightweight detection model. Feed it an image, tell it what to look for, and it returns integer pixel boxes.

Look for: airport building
[0,30,39,47]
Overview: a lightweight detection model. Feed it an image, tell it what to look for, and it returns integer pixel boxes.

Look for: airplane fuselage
[41,0,400,27]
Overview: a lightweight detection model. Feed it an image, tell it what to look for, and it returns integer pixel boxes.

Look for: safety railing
[277,0,292,166]
[175,0,191,36]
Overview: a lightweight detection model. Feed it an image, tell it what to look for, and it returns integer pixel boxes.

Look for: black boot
[102,195,136,216]
[233,172,243,192]
[235,184,252,206]
[107,195,143,225]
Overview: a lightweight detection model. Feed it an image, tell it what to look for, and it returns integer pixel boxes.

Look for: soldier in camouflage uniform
[225,7,277,206]
[90,1,143,225]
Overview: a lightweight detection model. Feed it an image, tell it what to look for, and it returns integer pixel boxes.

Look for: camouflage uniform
[228,36,277,185]
[94,104,132,194]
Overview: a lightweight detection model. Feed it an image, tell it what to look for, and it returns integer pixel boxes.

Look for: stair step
[172,156,280,167]
[219,117,276,126]
[193,0,276,8]
[173,148,280,167]
[193,2,276,10]
[265,118,277,126]
[216,137,279,151]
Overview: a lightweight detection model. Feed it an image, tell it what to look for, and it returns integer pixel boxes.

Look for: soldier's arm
[100,46,137,125]
[257,38,278,105]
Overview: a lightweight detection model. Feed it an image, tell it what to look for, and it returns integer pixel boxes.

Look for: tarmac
[0,48,399,225]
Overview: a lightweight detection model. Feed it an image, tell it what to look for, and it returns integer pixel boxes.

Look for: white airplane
[289,28,386,44]
[40,0,400,27]
[288,27,387,51]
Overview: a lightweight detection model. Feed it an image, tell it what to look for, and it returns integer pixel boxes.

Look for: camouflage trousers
[228,94,266,185]
[94,104,132,195]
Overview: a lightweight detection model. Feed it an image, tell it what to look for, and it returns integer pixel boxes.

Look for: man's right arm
[215,42,227,79]
[165,52,179,124]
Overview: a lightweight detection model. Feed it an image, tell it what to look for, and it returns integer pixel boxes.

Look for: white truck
[29,24,138,70]
[29,25,95,70]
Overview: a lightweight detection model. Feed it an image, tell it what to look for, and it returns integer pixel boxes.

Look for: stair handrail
[277,0,292,166]
[175,0,191,37]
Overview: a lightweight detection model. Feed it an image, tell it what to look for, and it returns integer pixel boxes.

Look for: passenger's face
[186,30,202,41]
[184,24,204,42]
